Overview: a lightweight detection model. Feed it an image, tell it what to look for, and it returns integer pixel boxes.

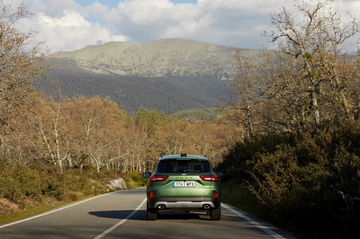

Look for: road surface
[0,188,294,239]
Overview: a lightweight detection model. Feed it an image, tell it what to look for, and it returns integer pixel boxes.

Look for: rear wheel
[147,205,157,220]
[210,207,221,220]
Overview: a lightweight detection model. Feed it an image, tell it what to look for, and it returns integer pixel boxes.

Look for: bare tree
[268,0,359,127]
[228,51,269,137]
[0,2,44,129]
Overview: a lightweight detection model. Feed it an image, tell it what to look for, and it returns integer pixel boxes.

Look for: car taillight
[149,191,155,198]
[213,190,219,199]
[200,175,219,182]
[149,175,168,182]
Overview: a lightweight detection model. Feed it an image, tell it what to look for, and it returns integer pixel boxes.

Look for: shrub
[0,162,42,203]
[219,120,360,239]
[123,171,147,188]
[64,191,84,201]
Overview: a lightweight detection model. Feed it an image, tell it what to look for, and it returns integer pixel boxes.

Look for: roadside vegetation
[219,1,360,238]
[218,121,360,238]
[0,162,116,225]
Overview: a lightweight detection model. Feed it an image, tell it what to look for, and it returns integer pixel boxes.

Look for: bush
[219,120,360,239]
[64,191,84,201]
[40,173,64,200]
[0,162,42,203]
[124,171,147,189]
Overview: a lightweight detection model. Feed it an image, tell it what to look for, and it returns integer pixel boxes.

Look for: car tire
[147,205,157,220]
[210,207,221,220]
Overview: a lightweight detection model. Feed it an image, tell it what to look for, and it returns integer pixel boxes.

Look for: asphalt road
[0,188,295,239]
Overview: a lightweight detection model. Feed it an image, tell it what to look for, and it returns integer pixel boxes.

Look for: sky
[4,0,360,53]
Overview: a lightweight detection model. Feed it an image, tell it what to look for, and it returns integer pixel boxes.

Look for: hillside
[37,38,262,112]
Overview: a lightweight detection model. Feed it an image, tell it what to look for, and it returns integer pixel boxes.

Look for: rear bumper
[154,201,215,209]
[148,196,220,210]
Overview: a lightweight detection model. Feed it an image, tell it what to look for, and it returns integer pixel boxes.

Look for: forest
[0,1,359,238]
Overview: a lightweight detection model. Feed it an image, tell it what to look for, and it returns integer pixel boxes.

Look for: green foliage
[39,166,64,200]
[62,169,109,197]
[136,108,169,133]
[64,191,84,202]
[0,161,116,205]
[124,171,147,188]
[0,162,42,203]
[19,199,32,210]
[219,120,360,239]
[217,133,295,181]
[171,108,223,121]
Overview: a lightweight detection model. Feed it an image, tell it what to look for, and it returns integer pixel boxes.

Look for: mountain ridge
[47,38,258,79]
[38,38,262,112]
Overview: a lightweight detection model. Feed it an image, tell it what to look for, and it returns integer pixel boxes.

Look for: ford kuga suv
[143,154,222,220]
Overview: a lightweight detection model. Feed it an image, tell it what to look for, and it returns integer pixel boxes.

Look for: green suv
[143,154,222,220]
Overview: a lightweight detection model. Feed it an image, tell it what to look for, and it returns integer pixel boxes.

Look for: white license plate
[172,181,196,187]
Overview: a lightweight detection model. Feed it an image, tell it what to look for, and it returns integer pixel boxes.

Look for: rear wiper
[182,169,200,173]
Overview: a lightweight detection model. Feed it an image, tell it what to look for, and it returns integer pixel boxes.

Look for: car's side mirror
[143,172,151,178]
[216,172,223,178]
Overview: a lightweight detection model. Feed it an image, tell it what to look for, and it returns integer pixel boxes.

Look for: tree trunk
[67,156,73,168]
[311,88,321,126]
[246,105,254,138]
[95,160,100,174]
[334,76,353,120]
[304,58,321,127]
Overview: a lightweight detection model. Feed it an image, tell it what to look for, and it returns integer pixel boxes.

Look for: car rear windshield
[157,159,211,173]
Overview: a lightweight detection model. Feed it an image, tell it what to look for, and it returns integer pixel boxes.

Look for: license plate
[172,181,196,187]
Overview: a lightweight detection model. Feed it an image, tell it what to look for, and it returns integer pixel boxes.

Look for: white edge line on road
[93,198,147,239]
[221,203,286,239]
[0,190,126,229]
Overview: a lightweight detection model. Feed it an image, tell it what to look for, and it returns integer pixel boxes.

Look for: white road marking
[222,203,286,239]
[94,198,147,239]
[0,190,124,229]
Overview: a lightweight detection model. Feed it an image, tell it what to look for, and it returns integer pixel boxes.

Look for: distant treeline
[1,94,235,173]
[0,92,237,213]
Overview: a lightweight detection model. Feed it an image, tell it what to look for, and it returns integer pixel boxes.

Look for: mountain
[37,38,263,112]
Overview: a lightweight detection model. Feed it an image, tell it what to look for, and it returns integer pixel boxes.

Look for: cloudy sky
[4,0,360,53]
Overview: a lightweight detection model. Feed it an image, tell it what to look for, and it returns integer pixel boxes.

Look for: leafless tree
[268,0,359,127]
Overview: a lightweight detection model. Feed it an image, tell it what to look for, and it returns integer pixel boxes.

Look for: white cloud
[39,11,90,27]
[333,0,360,19]
[6,0,360,52]
[103,0,284,48]
[82,2,111,20]
[18,10,126,53]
